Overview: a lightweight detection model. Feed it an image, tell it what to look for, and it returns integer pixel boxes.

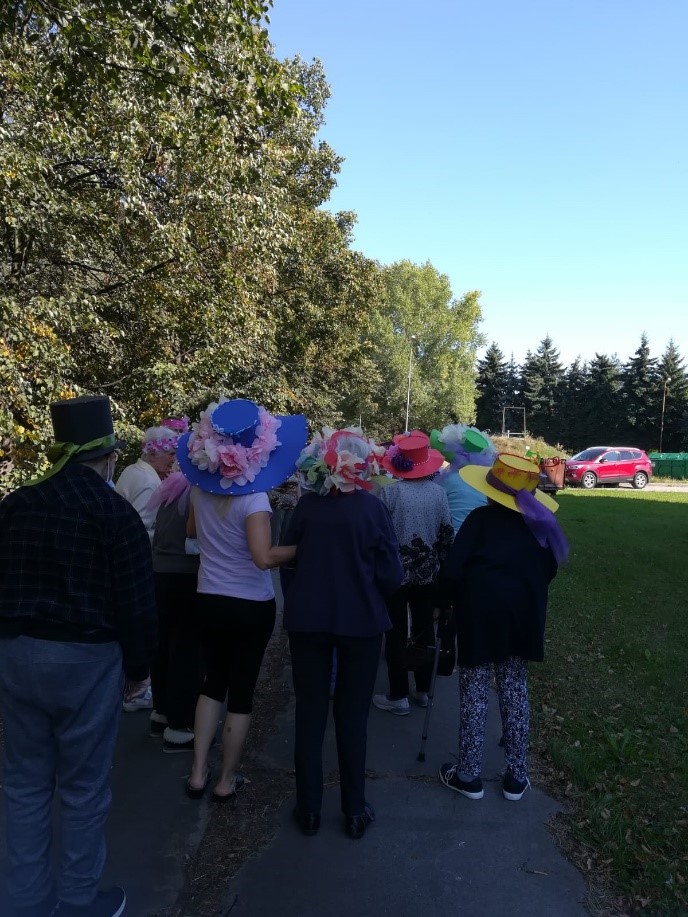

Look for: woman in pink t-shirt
[176,398,307,802]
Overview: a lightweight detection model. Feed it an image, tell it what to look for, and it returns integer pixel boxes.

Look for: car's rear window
[572,448,607,461]
[619,450,635,460]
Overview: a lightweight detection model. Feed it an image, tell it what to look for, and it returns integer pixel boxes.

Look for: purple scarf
[486,470,569,565]
[438,446,494,481]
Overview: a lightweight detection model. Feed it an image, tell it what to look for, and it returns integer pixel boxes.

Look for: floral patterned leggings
[458,657,529,783]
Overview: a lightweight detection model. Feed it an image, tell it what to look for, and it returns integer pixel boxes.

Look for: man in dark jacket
[0,396,157,917]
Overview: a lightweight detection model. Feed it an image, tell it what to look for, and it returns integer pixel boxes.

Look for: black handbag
[405,611,456,677]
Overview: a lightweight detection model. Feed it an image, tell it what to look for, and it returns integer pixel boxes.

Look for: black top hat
[49,396,125,462]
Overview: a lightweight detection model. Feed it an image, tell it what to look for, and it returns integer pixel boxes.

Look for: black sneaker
[345,802,375,839]
[55,886,126,916]
[439,763,484,799]
[502,769,530,801]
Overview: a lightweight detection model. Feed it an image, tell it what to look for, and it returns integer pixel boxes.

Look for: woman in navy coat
[282,427,403,839]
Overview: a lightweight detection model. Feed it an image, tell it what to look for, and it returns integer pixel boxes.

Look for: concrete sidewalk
[0,649,589,916]
[0,710,208,917]
[229,663,589,917]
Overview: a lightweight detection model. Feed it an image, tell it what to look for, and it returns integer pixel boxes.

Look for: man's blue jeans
[0,636,123,911]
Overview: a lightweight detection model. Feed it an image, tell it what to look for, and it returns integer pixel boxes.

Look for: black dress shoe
[293,809,320,836]
[345,803,375,840]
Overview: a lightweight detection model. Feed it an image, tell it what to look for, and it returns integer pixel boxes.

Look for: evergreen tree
[560,358,589,450]
[505,356,521,403]
[520,336,564,441]
[499,354,523,435]
[579,354,624,445]
[621,334,660,449]
[475,343,509,432]
[657,341,688,452]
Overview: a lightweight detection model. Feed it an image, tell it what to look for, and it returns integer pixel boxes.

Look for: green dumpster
[648,453,688,480]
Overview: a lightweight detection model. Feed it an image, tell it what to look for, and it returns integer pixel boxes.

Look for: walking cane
[417,632,442,762]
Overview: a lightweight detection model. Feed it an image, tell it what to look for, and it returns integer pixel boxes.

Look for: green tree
[1,0,299,482]
[356,260,483,436]
[559,357,589,450]
[0,5,383,489]
[579,354,624,446]
[621,335,660,449]
[475,342,509,432]
[497,355,524,435]
[656,341,688,452]
[520,336,564,441]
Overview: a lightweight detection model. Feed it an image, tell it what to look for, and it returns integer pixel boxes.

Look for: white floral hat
[297,427,385,496]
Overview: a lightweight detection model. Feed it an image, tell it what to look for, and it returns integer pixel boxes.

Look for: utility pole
[659,376,671,452]
[404,335,417,433]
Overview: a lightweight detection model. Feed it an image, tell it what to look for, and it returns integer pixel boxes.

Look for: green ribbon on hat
[22,434,118,487]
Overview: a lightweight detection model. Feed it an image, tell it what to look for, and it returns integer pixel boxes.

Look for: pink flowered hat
[161,416,190,434]
[176,398,307,496]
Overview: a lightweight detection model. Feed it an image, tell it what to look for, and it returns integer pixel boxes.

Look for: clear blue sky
[267,0,687,367]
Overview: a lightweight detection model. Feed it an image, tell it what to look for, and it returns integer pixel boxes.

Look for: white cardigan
[115,458,161,541]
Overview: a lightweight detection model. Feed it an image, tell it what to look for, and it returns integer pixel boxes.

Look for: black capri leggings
[197,593,276,715]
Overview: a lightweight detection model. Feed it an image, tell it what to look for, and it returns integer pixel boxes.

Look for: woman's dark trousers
[288,631,382,818]
[384,584,436,699]
[151,572,203,729]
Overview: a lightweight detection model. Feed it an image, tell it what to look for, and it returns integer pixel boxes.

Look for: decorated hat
[161,416,190,434]
[50,396,124,462]
[23,396,124,487]
[460,452,569,564]
[460,452,558,513]
[141,426,181,455]
[381,431,445,480]
[297,427,385,495]
[430,423,495,465]
[176,397,307,496]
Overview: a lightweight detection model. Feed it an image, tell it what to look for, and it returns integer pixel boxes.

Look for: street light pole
[404,341,413,432]
[659,376,671,452]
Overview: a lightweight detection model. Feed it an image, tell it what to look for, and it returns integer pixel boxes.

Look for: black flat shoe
[212,773,246,803]
[293,808,320,836]
[345,803,375,840]
[185,770,211,800]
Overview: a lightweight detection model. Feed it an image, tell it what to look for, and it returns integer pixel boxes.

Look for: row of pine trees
[475,334,688,453]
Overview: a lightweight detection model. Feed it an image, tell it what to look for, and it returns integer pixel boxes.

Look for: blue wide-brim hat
[176,398,308,496]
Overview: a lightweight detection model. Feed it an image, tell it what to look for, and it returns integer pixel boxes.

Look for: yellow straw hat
[460,452,559,514]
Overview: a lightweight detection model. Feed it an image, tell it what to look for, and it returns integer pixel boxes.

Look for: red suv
[565,447,653,490]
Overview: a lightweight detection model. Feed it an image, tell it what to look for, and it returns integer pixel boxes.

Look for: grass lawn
[530,488,688,915]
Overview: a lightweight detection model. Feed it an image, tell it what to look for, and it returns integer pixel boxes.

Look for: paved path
[227,663,589,917]
[1,620,589,916]
[0,711,208,916]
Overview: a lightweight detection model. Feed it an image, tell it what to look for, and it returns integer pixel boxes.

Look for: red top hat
[381,431,445,480]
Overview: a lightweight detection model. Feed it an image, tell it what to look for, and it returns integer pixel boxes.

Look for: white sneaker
[123,685,153,712]
[372,694,410,716]
[413,691,429,708]
[162,727,195,753]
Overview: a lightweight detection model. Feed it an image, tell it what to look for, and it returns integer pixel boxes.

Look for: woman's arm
[374,505,404,597]
[245,511,296,570]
